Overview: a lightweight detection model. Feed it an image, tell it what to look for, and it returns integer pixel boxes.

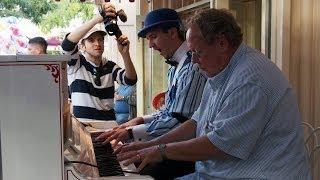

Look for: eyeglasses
[190,49,203,58]
[93,67,101,86]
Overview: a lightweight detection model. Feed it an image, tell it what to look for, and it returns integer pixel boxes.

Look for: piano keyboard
[64,118,154,179]
[90,132,124,177]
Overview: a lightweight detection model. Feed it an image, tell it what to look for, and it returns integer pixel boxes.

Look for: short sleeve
[207,83,268,160]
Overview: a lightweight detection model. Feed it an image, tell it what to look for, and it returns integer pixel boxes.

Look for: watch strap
[127,128,134,140]
[157,144,168,160]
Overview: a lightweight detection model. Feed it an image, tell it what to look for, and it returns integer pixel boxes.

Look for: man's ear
[168,27,178,39]
[79,43,85,52]
[216,34,229,52]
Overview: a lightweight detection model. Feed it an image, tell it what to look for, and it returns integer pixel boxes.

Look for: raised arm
[116,35,137,81]
[67,3,116,43]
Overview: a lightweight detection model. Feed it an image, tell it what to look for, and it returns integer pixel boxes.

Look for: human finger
[123,152,142,166]
[117,151,137,162]
[103,2,116,12]
[95,130,113,141]
[113,143,126,154]
[102,132,120,144]
[117,35,128,42]
[120,142,144,153]
[117,37,130,46]
[137,156,150,172]
[112,138,122,148]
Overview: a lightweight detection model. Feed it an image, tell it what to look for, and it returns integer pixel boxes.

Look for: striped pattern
[146,53,207,139]
[61,38,136,121]
[182,43,311,180]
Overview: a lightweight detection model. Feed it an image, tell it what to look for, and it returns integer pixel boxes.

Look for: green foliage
[0,0,95,34]
[0,0,56,24]
[40,1,95,33]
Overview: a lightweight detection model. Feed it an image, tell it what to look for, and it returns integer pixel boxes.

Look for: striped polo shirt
[61,38,136,121]
[179,43,311,179]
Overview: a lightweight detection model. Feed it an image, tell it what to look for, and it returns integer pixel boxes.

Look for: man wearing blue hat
[97,8,207,179]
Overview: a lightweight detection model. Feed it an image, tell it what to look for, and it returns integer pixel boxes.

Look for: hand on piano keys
[65,118,155,179]
[96,125,130,147]
[94,117,145,147]
[116,141,163,172]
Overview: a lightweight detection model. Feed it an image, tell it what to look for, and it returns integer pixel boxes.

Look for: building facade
[135,0,320,179]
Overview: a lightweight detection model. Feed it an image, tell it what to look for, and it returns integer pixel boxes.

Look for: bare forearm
[151,119,197,146]
[122,54,137,80]
[67,15,102,43]
[165,136,227,162]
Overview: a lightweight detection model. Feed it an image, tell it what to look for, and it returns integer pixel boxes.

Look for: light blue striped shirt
[179,43,311,180]
[132,42,207,141]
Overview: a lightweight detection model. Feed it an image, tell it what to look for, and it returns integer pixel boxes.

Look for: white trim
[270,0,291,76]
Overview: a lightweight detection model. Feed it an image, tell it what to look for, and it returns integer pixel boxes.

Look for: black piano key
[90,132,124,177]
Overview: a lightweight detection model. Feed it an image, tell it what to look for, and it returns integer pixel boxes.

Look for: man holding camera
[61,2,137,122]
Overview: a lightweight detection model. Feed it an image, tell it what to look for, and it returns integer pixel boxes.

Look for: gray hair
[187,8,243,47]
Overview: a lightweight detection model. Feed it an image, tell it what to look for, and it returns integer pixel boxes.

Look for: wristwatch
[157,144,167,160]
[126,127,134,140]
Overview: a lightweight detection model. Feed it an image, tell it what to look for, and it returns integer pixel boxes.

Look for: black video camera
[99,8,127,39]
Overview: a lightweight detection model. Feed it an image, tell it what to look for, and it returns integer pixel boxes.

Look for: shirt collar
[170,41,188,64]
[208,43,247,90]
[84,54,105,67]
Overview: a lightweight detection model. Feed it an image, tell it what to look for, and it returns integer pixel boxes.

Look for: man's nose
[148,40,154,48]
[93,40,101,45]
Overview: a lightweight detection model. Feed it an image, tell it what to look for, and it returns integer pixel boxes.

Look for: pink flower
[10,27,20,36]
[17,39,25,47]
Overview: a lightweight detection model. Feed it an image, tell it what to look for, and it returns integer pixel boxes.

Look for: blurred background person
[27,36,47,55]
[114,84,136,124]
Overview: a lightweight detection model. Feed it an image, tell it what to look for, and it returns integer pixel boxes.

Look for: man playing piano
[115,8,311,180]
[61,2,137,122]
[97,8,207,179]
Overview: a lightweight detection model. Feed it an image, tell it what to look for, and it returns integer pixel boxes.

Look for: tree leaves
[40,1,94,33]
[0,0,56,24]
[0,0,94,33]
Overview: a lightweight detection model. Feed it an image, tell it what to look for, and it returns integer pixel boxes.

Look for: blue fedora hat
[138,8,182,38]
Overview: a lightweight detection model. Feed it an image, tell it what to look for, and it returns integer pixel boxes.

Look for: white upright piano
[0,55,152,180]
[0,55,68,180]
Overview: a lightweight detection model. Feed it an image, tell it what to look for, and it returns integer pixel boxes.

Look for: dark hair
[162,25,186,41]
[187,8,243,47]
[149,25,186,41]
[28,37,48,53]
